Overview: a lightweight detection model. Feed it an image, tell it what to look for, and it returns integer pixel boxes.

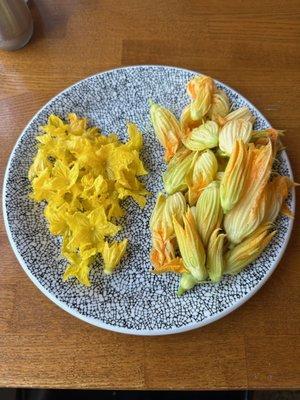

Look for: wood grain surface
[0,0,299,390]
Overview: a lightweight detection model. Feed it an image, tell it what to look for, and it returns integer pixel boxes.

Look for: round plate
[3,65,295,335]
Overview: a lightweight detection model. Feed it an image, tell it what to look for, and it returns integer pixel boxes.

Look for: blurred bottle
[0,0,33,51]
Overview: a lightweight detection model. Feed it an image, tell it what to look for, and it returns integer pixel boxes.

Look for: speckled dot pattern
[3,66,295,334]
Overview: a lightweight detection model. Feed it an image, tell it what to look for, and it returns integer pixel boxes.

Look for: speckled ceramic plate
[3,65,295,335]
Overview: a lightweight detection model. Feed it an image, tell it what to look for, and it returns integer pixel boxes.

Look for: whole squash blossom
[29,114,149,286]
[149,74,296,295]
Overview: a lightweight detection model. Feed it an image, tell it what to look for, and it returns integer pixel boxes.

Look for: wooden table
[0,0,299,391]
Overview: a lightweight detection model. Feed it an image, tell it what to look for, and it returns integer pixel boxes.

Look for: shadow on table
[0,389,253,400]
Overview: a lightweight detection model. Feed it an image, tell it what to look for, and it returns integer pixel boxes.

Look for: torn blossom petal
[102,239,128,275]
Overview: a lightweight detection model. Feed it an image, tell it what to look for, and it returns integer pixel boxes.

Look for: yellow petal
[125,123,143,151]
[196,181,223,246]
[225,223,276,275]
[63,258,92,286]
[44,203,69,236]
[207,229,226,282]
[102,239,128,274]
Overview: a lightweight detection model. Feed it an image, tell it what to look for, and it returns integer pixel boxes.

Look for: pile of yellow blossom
[149,75,296,295]
[29,113,149,286]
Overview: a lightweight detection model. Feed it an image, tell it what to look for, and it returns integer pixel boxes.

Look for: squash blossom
[219,119,253,156]
[208,89,230,122]
[196,181,223,246]
[224,141,273,244]
[173,208,207,282]
[150,192,187,273]
[218,106,255,127]
[180,104,202,136]
[186,149,218,205]
[149,100,182,162]
[183,121,219,151]
[163,147,194,194]
[225,223,276,275]
[220,139,248,214]
[251,128,284,158]
[207,229,226,282]
[261,175,296,223]
[186,75,216,121]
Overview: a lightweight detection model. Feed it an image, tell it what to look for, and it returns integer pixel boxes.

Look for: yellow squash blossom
[218,106,255,127]
[186,149,218,205]
[196,181,223,246]
[224,141,273,244]
[180,104,202,135]
[183,121,219,151]
[173,208,207,282]
[219,119,253,156]
[251,128,284,158]
[225,223,276,275]
[150,100,182,162]
[220,140,248,214]
[102,239,128,275]
[208,89,230,122]
[207,229,226,282]
[261,175,296,223]
[163,147,194,194]
[186,75,216,121]
[150,192,186,240]
[150,192,186,272]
